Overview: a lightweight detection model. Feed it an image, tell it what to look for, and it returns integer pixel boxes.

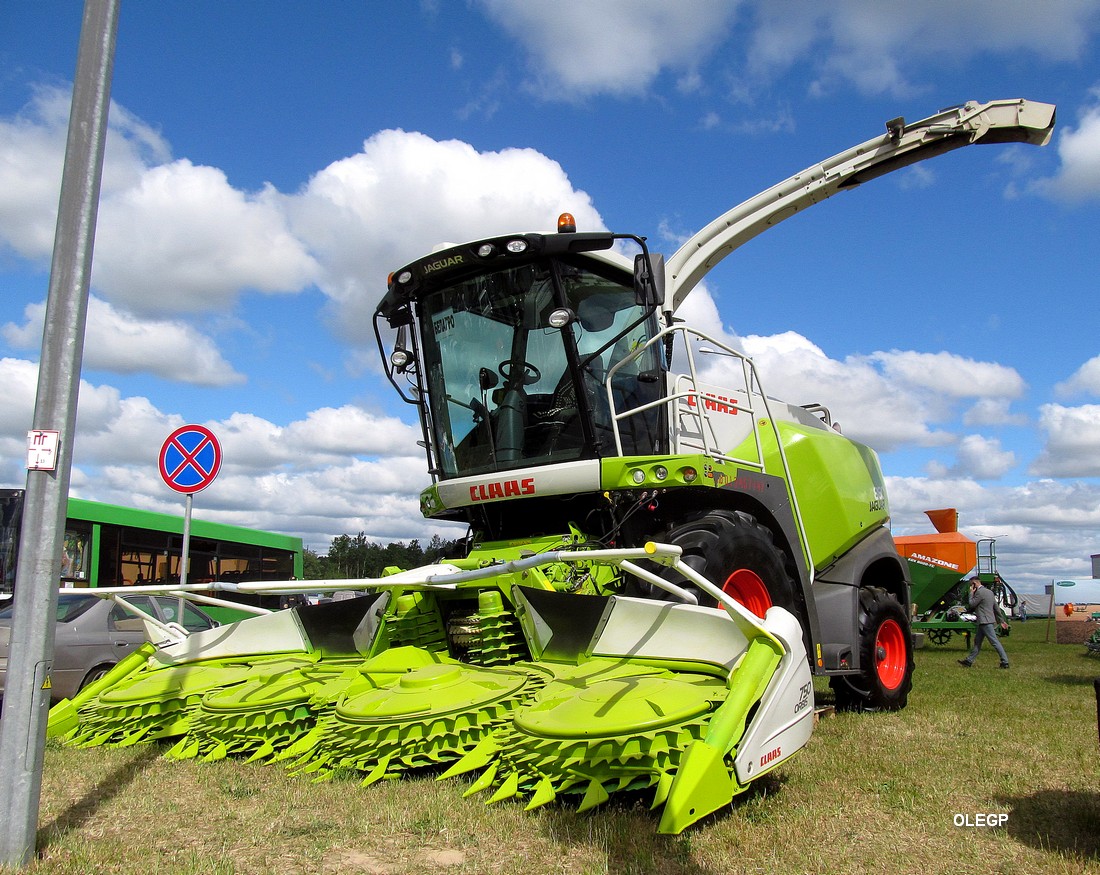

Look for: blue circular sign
[159,425,222,494]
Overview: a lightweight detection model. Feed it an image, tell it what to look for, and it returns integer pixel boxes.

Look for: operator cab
[377,223,667,481]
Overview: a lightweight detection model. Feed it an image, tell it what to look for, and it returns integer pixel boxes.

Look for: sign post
[159,425,221,619]
[0,2,120,866]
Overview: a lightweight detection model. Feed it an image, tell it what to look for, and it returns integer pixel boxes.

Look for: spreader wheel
[927,629,952,646]
[831,587,914,712]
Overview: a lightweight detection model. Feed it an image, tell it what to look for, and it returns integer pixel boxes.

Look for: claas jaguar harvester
[48,99,1054,833]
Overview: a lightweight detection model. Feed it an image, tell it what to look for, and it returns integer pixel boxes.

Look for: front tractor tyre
[831,587,914,712]
[655,510,798,618]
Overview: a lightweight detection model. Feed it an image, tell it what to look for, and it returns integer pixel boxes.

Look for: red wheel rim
[722,569,772,618]
[874,618,907,690]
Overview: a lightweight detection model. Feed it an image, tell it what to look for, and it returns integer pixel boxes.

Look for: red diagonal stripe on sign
[167,434,213,481]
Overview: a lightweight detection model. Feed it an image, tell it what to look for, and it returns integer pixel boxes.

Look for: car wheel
[79,664,114,691]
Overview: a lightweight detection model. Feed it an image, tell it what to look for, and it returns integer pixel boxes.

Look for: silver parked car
[0,592,218,702]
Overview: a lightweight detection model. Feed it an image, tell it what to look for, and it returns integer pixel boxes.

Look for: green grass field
[16,620,1100,875]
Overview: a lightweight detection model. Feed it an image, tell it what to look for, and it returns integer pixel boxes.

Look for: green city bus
[0,488,303,622]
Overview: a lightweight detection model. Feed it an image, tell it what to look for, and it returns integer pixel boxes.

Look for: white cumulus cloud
[1031,403,1100,477]
[671,298,1029,455]
[0,88,317,323]
[284,128,604,340]
[93,160,319,315]
[926,434,1017,480]
[0,88,604,378]
[962,398,1028,428]
[869,350,1025,399]
[747,1,1100,97]
[0,85,168,261]
[2,297,244,386]
[1056,353,1100,397]
[737,334,956,451]
[0,360,455,547]
[476,0,740,98]
[1031,89,1100,203]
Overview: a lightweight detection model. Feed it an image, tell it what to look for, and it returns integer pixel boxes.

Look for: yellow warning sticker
[41,675,52,690]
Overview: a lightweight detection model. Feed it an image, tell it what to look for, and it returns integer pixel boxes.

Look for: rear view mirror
[634,252,665,307]
[479,367,499,392]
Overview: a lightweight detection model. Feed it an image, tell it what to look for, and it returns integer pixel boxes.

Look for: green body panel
[458,533,623,596]
[598,455,712,491]
[744,421,888,571]
[419,484,443,517]
[466,533,584,562]
[908,560,964,614]
[603,421,890,575]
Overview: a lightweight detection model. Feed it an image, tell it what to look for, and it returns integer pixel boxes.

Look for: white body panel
[670,375,760,459]
[592,596,751,670]
[151,609,309,665]
[732,606,815,783]
[434,458,602,510]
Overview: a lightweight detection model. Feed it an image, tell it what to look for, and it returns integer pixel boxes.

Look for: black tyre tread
[831,587,914,712]
[79,664,114,691]
[653,509,798,616]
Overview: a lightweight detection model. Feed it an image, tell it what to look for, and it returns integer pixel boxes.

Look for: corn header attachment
[48,543,814,834]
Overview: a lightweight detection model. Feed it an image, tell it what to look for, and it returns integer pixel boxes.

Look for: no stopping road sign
[159,425,221,494]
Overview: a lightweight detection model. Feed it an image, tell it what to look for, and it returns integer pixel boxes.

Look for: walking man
[958,576,1010,669]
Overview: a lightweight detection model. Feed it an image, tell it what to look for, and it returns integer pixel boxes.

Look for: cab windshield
[418,258,664,478]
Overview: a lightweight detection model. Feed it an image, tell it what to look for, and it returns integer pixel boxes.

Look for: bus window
[218,543,262,582]
[111,526,170,584]
[167,536,217,583]
[260,550,295,578]
[61,524,92,586]
[1,490,23,593]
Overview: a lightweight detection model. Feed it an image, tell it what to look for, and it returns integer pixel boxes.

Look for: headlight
[548,308,575,329]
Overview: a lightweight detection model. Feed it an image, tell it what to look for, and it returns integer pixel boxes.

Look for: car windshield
[154,596,214,632]
[0,593,99,622]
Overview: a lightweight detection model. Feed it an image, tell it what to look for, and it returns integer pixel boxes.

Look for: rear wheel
[79,664,114,691]
[831,587,914,712]
[651,510,798,618]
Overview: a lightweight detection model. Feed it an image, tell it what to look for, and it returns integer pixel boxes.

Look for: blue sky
[2,1,1099,594]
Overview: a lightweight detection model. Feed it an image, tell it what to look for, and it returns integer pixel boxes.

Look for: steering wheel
[498,359,541,386]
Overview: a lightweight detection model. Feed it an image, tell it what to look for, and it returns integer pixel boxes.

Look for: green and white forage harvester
[49,99,1054,833]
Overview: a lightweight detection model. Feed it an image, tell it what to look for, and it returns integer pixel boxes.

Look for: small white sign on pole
[26,430,61,471]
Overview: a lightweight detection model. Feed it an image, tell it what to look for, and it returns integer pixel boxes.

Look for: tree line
[302,532,458,580]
